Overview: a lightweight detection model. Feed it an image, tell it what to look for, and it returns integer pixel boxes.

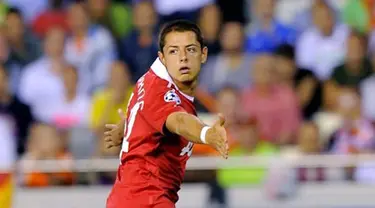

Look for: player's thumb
[118,109,126,121]
[213,113,225,127]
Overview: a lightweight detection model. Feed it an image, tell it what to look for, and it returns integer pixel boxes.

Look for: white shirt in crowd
[296,24,349,80]
[52,95,91,128]
[0,115,16,171]
[18,58,91,125]
[18,58,65,123]
[65,26,116,95]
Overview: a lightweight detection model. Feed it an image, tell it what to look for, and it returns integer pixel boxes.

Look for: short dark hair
[6,7,23,19]
[274,44,295,60]
[158,19,205,52]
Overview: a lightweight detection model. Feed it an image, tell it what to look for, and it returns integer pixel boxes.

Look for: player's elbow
[165,112,188,135]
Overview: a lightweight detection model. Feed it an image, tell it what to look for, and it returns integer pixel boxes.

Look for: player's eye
[187,47,197,53]
[169,49,178,54]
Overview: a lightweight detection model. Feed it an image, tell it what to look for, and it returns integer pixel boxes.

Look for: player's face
[158,31,208,84]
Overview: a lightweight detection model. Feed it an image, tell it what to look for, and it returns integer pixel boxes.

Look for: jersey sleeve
[142,83,187,134]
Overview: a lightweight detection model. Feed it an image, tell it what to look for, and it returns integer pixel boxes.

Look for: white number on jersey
[180,142,193,157]
[121,101,140,153]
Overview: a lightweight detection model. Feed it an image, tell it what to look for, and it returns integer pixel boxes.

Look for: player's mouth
[179,67,190,74]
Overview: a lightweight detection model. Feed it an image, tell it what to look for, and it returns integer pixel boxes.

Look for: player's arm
[165,112,228,158]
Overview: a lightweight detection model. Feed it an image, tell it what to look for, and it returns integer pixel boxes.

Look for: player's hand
[104,109,126,149]
[205,114,229,159]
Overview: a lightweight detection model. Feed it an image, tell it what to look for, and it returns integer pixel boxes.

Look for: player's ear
[158,51,166,65]
[201,46,208,64]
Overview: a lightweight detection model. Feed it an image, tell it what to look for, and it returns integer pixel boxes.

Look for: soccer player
[105,20,229,208]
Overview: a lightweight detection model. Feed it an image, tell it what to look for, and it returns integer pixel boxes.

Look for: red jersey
[107,58,196,207]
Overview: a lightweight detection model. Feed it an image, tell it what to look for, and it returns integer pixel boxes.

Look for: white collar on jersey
[151,58,195,102]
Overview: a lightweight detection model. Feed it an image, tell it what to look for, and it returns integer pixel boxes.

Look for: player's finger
[222,144,228,158]
[219,147,228,159]
[104,131,112,136]
[113,139,122,145]
[104,136,112,142]
[118,109,126,120]
[105,142,113,149]
[105,124,117,129]
[216,143,226,156]
[214,113,225,127]
[219,142,228,159]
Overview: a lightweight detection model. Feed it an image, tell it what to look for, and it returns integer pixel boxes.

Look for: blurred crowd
[1,0,375,200]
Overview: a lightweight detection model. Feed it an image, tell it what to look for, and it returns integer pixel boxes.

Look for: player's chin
[177,74,195,83]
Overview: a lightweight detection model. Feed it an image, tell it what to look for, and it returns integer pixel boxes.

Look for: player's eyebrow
[167,45,179,49]
[185,44,198,48]
[167,44,199,49]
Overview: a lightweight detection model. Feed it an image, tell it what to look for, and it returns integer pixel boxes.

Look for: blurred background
[2,0,375,207]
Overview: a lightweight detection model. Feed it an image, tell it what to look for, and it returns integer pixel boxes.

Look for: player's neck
[174,79,197,97]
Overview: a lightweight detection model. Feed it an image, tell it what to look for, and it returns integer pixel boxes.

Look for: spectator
[5,0,49,24]
[86,0,133,39]
[65,2,116,95]
[292,0,340,33]
[274,44,322,120]
[295,123,325,183]
[19,123,75,187]
[4,7,41,66]
[216,86,279,191]
[0,64,33,156]
[296,0,348,80]
[2,8,41,93]
[245,0,297,53]
[327,87,375,182]
[0,31,20,94]
[120,0,158,82]
[329,87,375,154]
[32,0,69,38]
[297,123,321,154]
[18,27,66,123]
[197,4,221,56]
[325,31,372,111]
[52,65,91,129]
[241,54,301,145]
[199,22,251,95]
[90,61,133,157]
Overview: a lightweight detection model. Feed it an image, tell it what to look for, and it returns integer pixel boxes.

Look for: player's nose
[179,51,188,63]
